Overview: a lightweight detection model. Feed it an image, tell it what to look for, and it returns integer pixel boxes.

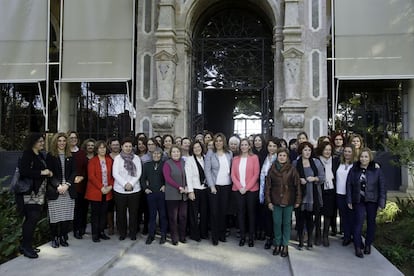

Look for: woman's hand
[41,169,52,177]
[145,188,152,194]
[210,185,217,195]
[74,176,84,183]
[347,203,353,209]
[268,203,274,211]
[239,187,246,195]
[124,183,133,191]
[294,203,300,208]
[300,178,307,185]
[57,183,69,194]
[188,192,195,201]
[160,185,165,192]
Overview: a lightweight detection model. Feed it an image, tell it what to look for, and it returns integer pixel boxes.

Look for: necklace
[154,162,159,170]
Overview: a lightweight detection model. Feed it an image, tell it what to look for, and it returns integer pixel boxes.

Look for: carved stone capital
[279,104,307,129]
[149,106,180,134]
[154,50,178,64]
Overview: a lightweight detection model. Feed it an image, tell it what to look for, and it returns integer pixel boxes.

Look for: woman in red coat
[85,141,114,242]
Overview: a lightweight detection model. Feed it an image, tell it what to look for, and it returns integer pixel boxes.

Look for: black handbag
[10,166,33,194]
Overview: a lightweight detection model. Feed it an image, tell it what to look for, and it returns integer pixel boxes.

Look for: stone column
[272,1,285,138]
[279,0,307,141]
[150,0,180,135]
[401,80,414,192]
[58,82,77,132]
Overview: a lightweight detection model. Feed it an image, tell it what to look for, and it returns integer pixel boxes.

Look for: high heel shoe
[355,247,364,258]
[99,232,110,240]
[264,238,272,250]
[21,247,38,259]
[273,246,281,256]
[59,236,69,247]
[280,246,289,257]
[248,239,254,247]
[364,245,371,255]
[239,239,246,247]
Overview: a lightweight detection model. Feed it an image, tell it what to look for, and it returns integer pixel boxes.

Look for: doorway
[191,5,273,137]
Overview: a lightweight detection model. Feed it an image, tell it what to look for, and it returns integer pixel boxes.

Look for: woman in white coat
[112,137,142,240]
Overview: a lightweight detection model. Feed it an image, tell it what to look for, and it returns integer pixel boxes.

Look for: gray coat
[164,159,188,201]
[204,150,233,186]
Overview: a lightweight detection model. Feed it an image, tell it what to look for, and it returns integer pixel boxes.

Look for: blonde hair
[49,132,72,157]
[359,147,374,162]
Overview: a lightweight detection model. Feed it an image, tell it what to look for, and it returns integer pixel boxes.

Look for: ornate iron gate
[191,7,274,136]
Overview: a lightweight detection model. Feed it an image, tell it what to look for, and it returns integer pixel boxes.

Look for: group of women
[16,130,385,260]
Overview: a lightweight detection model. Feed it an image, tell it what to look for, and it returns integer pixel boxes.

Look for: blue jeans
[273,205,293,246]
[336,194,354,240]
[353,200,378,248]
[147,191,167,237]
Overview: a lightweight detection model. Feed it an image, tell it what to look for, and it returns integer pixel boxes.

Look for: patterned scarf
[120,151,137,177]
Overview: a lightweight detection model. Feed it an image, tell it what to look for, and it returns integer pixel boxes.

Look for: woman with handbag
[17,133,52,258]
[46,132,77,248]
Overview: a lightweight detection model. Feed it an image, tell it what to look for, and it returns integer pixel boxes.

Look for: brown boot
[107,212,115,235]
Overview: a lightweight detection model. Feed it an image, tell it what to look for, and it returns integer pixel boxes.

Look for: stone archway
[188,2,276,137]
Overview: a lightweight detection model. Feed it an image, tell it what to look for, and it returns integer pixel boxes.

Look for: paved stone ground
[0,228,403,276]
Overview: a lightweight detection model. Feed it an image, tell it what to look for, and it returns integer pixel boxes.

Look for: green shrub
[377,201,401,224]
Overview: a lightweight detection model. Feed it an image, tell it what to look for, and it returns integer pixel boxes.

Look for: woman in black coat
[46,132,77,248]
[17,133,53,258]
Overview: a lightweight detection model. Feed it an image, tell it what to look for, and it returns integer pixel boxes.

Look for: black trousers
[73,192,89,234]
[235,190,258,240]
[209,184,231,242]
[90,196,108,237]
[114,191,141,238]
[257,203,274,238]
[22,204,42,249]
[137,191,149,232]
[188,188,209,240]
[296,209,315,240]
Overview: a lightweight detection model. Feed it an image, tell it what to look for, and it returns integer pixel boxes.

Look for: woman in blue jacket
[346,148,386,258]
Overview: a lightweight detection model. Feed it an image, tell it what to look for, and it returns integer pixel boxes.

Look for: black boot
[314,229,321,246]
[323,217,330,247]
[298,232,304,250]
[159,234,166,245]
[51,237,59,248]
[264,238,272,250]
[59,236,69,247]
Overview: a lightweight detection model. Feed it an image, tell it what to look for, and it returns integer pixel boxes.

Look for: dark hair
[253,134,266,149]
[81,138,96,151]
[121,137,134,145]
[278,138,287,148]
[181,137,192,144]
[135,132,147,140]
[189,141,206,155]
[162,134,174,146]
[25,133,44,150]
[147,137,161,148]
[212,133,229,152]
[297,131,308,140]
[266,137,279,149]
[316,141,333,157]
[277,147,290,158]
[94,140,109,155]
[297,141,314,155]
[288,138,297,148]
[136,137,148,154]
[107,137,120,145]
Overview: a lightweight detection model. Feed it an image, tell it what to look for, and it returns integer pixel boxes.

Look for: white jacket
[112,154,142,194]
[185,155,207,192]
